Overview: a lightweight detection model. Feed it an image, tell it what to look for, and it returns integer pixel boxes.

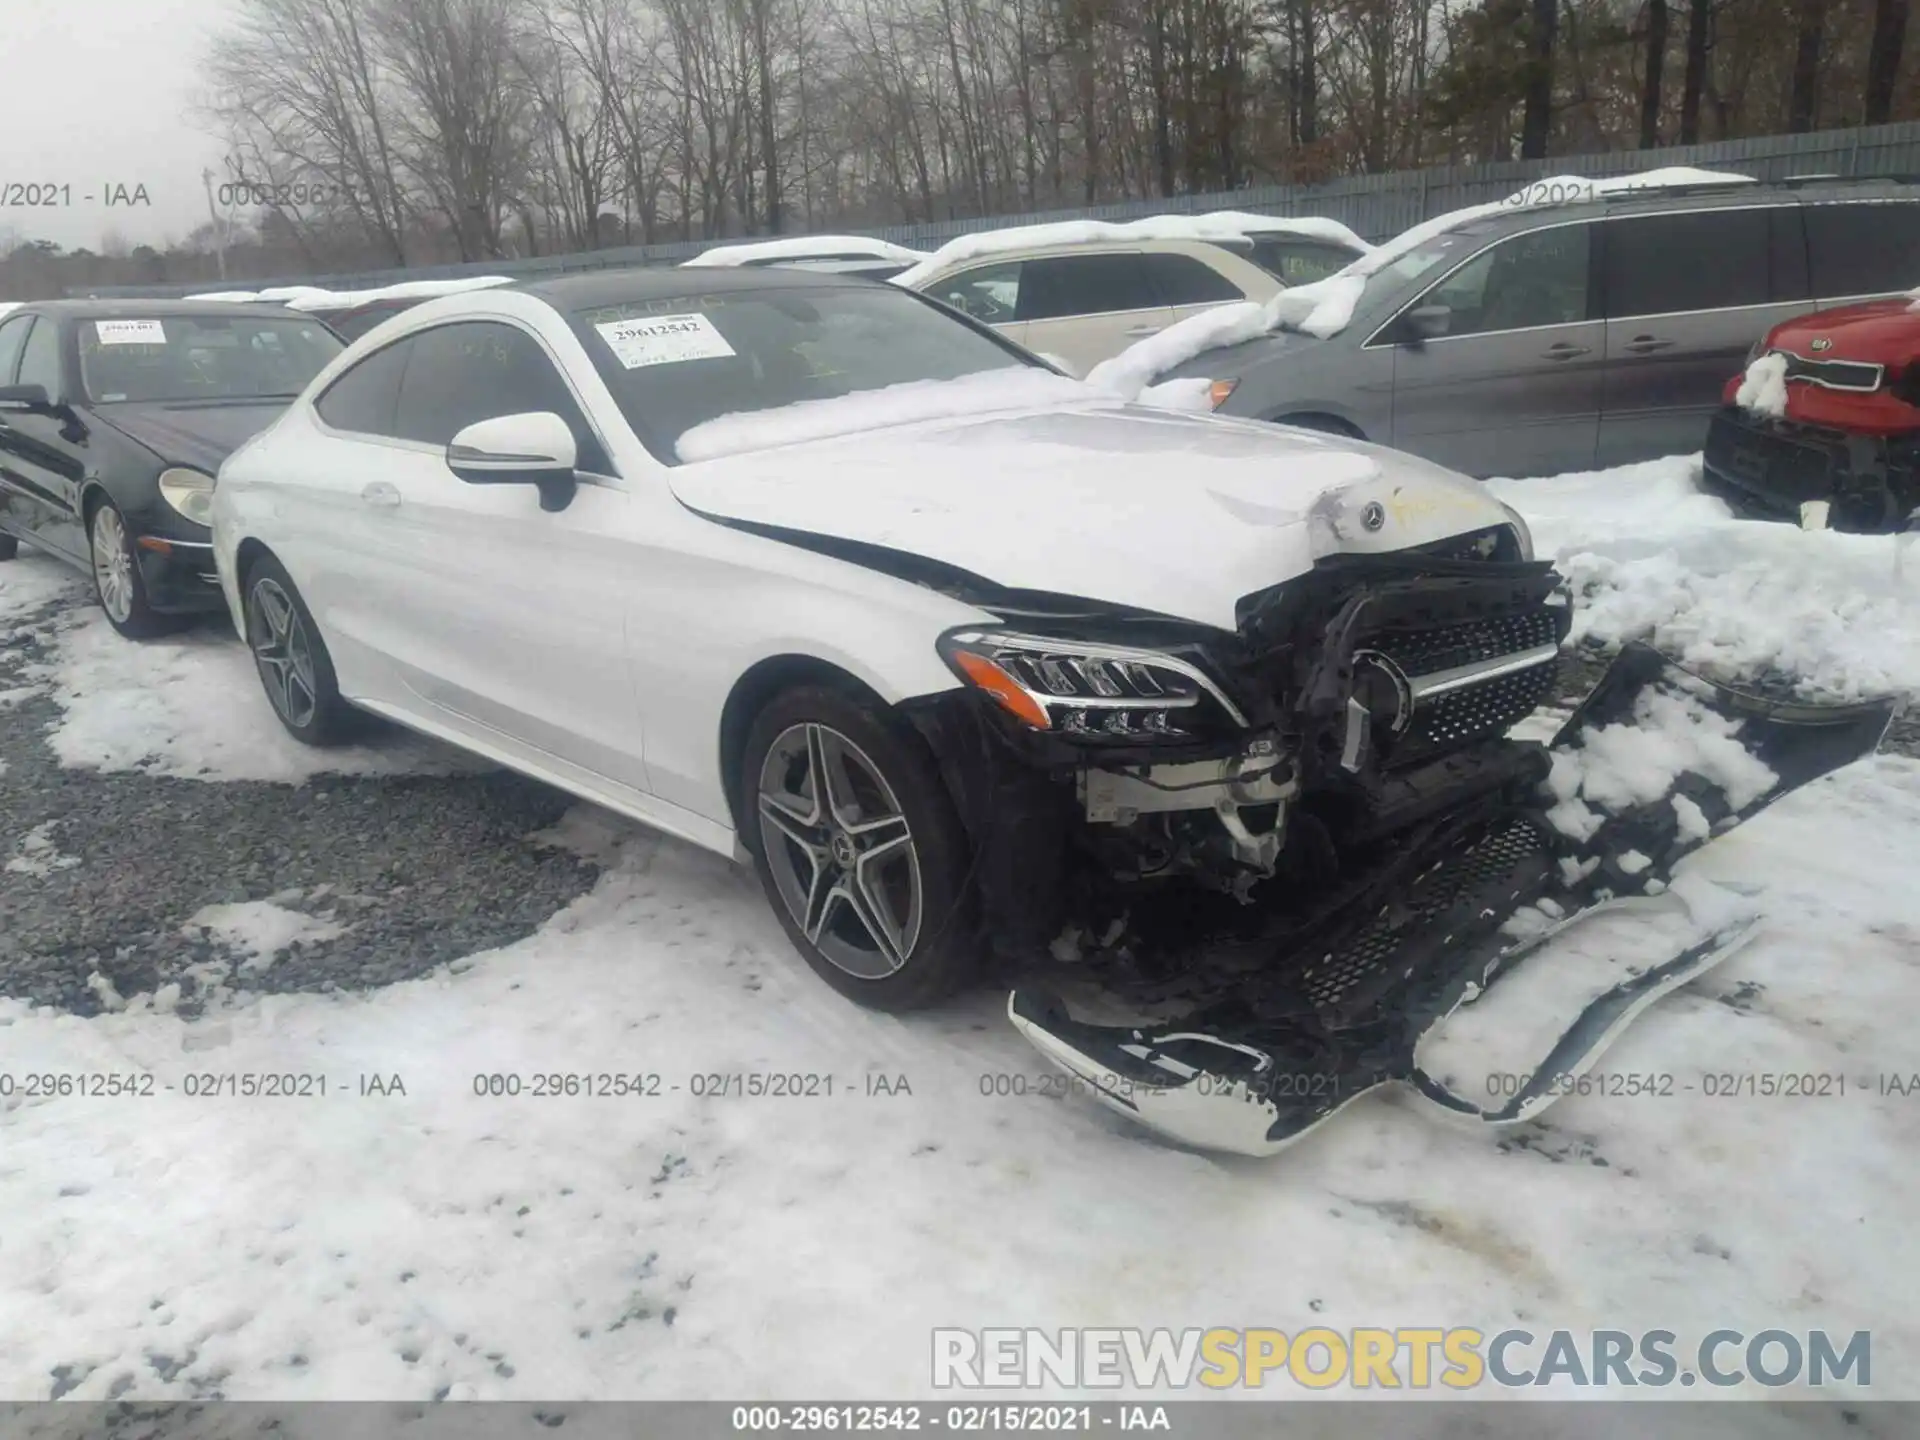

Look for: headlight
[157,468,215,527]
[938,629,1248,741]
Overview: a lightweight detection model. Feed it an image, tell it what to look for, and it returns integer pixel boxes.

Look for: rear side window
[1805,201,1920,298]
[1017,254,1160,320]
[313,338,413,436]
[1139,252,1246,305]
[1602,209,1790,318]
[391,322,610,471]
[0,314,32,383]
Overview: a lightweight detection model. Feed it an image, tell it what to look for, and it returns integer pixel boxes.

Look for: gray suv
[1161,179,1920,477]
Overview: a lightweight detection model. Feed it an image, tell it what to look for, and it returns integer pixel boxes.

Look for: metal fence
[72,120,1920,298]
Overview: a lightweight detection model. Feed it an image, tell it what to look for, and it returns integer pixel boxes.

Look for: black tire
[87,498,179,639]
[0,530,17,561]
[1272,412,1364,440]
[240,551,361,745]
[741,684,979,1010]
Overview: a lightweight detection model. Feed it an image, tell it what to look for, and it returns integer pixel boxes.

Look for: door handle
[1541,342,1592,360]
[360,481,401,508]
[1125,325,1164,338]
[1623,335,1675,355]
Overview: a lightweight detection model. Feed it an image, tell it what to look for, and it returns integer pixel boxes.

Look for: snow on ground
[1490,455,1920,698]
[3,449,1919,1401]
[182,900,350,974]
[683,235,930,268]
[890,212,1370,289]
[5,552,481,783]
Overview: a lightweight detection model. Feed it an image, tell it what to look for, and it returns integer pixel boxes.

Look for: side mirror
[446,411,579,513]
[1403,304,1453,342]
[0,383,52,412]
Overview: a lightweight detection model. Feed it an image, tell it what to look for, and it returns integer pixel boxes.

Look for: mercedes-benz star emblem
[1361,501,1386,532]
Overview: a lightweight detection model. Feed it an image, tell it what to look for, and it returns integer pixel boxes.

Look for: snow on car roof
[682,235,931,269]
[0,302,18,319]
[1087,166,1755,398]
[182,275,517,311]
[890,212,1371,288]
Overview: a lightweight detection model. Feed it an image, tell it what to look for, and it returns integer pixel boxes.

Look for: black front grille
[1777,350,1884,393]
[1703,411,1843,513]
[1362,608,1563,765]
[1372,608,1561,678]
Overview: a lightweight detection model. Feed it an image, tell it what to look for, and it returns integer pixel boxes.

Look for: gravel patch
[0,590,600,1017]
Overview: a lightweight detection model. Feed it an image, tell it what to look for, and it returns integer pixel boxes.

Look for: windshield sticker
[594,312,736,368]
[96,319,168,345]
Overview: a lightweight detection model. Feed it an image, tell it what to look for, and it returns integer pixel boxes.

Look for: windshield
[78,314,344,404]
[1350,230,1480,315]
[568,283,1035,463]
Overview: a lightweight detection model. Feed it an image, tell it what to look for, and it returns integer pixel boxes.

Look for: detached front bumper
[1703,406,1920,531]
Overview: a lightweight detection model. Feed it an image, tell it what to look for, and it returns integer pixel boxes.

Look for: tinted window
[314,338,414,436]
[1248,238,1363,285]
[1805,200,1920,298]
[1017,254,1160,320]
[1140,252,1245,305]
[927,262,1022,324]
[1418,223,1591,337]
[567,283,1034,464]
[393,322,609,471]
[76,313,342,404]
[323,300,426,342]
[15,318,62,396]
[0,314,32,383]
[1603,209,1784,318]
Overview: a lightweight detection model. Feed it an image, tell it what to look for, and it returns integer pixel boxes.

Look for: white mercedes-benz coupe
[211,266,1559,1014]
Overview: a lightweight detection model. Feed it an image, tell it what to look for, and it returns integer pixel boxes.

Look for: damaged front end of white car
[890,501,1901,1159]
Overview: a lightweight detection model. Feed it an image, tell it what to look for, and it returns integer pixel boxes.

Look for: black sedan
[0,300,345,637]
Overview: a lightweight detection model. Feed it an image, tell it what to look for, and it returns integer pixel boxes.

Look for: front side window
[76,313,343,404]
[0,314,33,384]
[1805,200,1920,298]
[1602,209,1777,318]
[927,262,1023,324]
[1017,254,1160,320]
[568,283,1036,464]
[391,321,610,472]
[1415,223,1592,338]
[15,318,62,396]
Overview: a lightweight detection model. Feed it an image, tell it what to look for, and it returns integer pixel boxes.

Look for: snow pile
[0,301,19,319]
[7,821,82,877]
[1735,351,1789,418]
[890,211,1369,289]
[1133,377,1217,412]
[1541,684,1777,843]
[185,276,515,311]
[1086,167,1752,395]
[675,369,1101,462]
[683,235,930,268]
[183,900,350,972]
[1491,456,1920,698]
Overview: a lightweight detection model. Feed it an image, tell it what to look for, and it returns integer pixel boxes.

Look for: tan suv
[906,238,1282,375]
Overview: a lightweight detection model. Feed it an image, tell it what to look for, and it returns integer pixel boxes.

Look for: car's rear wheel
[242,553,359,745]
[742,685,978,1010]
[88,499,177,639]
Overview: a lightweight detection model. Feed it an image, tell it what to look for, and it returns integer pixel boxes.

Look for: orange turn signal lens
[1208,379,1240,410]
[952,651,1051,729]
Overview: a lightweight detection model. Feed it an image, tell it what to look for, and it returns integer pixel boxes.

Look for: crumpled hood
[98,401,289,474]
[669,401,1517,630]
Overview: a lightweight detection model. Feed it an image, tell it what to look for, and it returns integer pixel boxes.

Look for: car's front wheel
[89,500,176,638]
[742,685,978,1010]
[242,553,359,745]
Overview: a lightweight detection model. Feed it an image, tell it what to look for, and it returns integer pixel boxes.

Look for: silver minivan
[1162,180,1920,477]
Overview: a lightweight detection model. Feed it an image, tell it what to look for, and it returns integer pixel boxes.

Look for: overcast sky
[0,0,237,252]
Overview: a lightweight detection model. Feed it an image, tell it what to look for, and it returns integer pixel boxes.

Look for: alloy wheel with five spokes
[247,576,319,731]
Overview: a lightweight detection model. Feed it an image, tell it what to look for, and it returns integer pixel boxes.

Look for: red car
[1704,299,1920,531]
